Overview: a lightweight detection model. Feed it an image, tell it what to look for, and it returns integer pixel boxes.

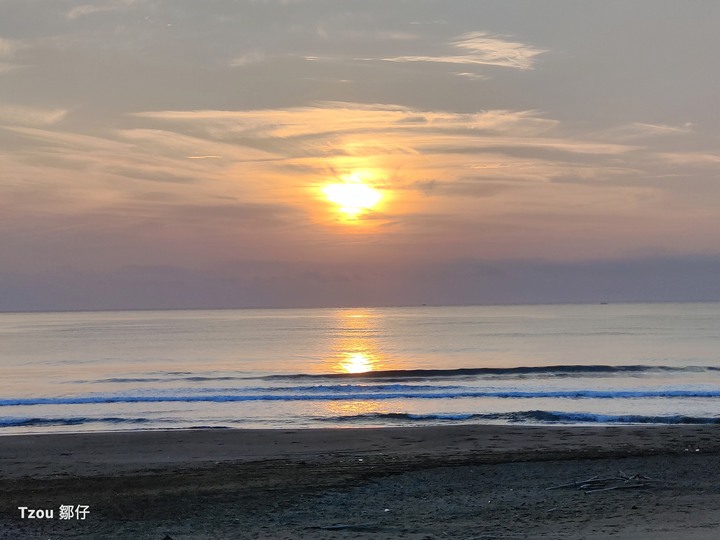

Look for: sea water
[1,303,719,434]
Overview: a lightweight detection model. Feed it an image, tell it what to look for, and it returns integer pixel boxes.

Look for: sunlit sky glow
[2,1,720,310]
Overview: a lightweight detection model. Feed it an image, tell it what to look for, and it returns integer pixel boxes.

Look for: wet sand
[1,425,719,538]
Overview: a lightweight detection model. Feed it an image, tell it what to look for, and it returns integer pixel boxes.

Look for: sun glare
[341,352,374,374]
[323,172,382,218]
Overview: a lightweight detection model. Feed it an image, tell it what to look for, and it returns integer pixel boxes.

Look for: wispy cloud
[67,4,119,20]
[657,152,720,166]
[454,72,487,80]
[133,103,556,134]
[595,122,695,141]
[344,30,419,42]
[132,103,625,161]
[0,105,702,272]
[66,0,139,20]
[5,125,130,150]
[0,37,24,72]
[127,102,642,236]
[115,128,277,161]
[384,32,546,70]
[0,105,68,126]
[0,37,21,58]
[230,50,267,67]
[0,62,20,74]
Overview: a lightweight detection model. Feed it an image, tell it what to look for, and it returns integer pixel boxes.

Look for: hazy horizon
[5,296,720,315]
[3,1,720,311]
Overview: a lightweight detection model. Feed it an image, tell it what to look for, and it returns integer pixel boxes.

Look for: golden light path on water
[308,309,389,419]
[320,309,386,375]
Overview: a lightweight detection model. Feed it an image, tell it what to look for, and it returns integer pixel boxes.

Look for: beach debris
[546,471,660,494]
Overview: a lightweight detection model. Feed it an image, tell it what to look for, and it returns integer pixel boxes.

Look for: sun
[324,183,382,216]
[322,172,382,217]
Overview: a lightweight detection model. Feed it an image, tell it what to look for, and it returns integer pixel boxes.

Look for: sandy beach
[1,425,719,539]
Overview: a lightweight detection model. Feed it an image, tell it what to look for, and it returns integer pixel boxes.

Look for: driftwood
[546,475,601,490]
[546,470,659,494]
[584,483,648,494]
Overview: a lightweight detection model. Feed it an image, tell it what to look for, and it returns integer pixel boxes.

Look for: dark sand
[1,425,719,539]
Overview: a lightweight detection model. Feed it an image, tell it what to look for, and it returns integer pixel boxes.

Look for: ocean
[1,303,719,434]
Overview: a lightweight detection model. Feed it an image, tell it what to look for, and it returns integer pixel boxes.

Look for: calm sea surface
[1,303,719,434]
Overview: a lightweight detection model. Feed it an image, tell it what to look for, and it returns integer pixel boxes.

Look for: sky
[2,0,720,310]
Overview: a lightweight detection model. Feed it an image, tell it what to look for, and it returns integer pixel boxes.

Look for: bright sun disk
[323,180,382,217]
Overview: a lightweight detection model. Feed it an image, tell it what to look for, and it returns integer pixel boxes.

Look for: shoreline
[2,425,719,538]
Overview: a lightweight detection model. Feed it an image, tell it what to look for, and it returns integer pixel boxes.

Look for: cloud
[594,122,695,142]
[5,255,720,311]
[384,32,546,70]
[105,166,199,184]
[67,4,119,20]
[230,50,268,67]
[454,72,487,80]
[115,128,279,162]
[0,62,21,74]
[66,1,140,20]
[130,103,638,196]
[4,125,131,150]
[0,104,68,127]
[412,178,518,198]
[342,30,419,42]
[0,37,24,72]
[2,97,705,283]
[657,152,720,166]
[133,103,561,140]
[0,37,20,58]
[165,202,302,227]
[125,101,665,244]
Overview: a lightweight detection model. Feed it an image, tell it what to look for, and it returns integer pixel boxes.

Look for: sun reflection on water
[324,400,387,418]
[312,309,395,419]
[322,309,387,375]
[341,352,374,374]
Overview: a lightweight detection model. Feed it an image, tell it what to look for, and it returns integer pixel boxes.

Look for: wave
[3,388,720,406]
[0,417,153,428]
[323,412,480,421]
[79,365,720,385]
[321,410,720,425]
[66,384,467,396]
[199,384,462,394]
[3,410,718,429]
[95,376,246,383]
[261,365,720,381]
